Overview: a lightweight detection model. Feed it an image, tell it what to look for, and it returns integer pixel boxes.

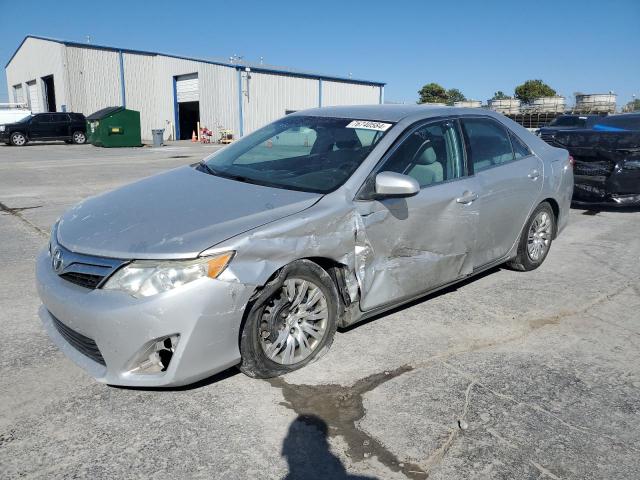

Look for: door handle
[456,191,478,204]
[528,169,540,180]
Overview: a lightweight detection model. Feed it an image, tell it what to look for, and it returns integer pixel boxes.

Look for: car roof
[293,104,449,122]
[292,104,505,123]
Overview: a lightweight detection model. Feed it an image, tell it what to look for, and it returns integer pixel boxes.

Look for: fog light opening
[129,334,180,374]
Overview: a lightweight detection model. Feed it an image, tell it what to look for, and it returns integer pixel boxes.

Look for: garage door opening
[42,75,56,112]
[177,101,200,140]
[175,73,200,140]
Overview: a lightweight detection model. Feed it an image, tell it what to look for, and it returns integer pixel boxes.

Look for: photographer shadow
[282,415,377,480]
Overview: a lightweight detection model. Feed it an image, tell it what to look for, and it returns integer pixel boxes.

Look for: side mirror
[374,171,420,198]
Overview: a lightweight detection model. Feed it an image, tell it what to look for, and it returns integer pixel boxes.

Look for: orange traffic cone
[191,130,197,142]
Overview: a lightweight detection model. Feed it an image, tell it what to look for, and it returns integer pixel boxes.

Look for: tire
[10,132,27,146]
[507,202,556,271]
[72,131,86,144]
[239,259,339,378]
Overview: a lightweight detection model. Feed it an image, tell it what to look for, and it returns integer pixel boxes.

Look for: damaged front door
[355,119,480,311]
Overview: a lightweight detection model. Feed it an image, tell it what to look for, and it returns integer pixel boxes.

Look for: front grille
[574,160,615,177]
[48,240,126,290]
[51,313,106,366]
[60,272,104,289]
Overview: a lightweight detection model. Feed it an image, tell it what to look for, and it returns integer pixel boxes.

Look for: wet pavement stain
[268,365,429,479]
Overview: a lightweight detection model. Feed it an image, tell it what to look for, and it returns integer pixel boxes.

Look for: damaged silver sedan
[36,105,573,386]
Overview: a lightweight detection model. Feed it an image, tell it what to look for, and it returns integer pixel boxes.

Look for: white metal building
[5,36,385,140]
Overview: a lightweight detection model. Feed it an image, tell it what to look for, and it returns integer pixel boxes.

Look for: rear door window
[461,118,514,172]
[509,132,532,159]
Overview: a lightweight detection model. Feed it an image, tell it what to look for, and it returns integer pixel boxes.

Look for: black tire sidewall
[518,202,555,270]
[239,260,339,378]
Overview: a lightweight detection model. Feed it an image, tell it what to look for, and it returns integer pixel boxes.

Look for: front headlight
[103,252,234,298]
[0,125,5,132]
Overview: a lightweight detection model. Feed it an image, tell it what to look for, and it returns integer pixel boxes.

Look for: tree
[446,88,466,105]
[492,91,510,100]
[623,99,640,112]
[418,83,448,104]
[514,80,557,104]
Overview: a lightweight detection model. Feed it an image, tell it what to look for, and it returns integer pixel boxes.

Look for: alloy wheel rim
[14,134,25,145]
[74,132,85,143]
[259,278,328,365]
[527,211,552,262]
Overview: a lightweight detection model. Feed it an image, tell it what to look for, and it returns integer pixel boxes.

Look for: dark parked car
[538,115,600,144]
[0,112,87,146]
[552,116,640,207]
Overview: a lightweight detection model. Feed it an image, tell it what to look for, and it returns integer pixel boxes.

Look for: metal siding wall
[121,54,239,141]
[198,63,239,140]
[122,53,159,140]
[5,37,67,111]
[65,46,121,115]
[242,72,319,134]
[322,81,380,106]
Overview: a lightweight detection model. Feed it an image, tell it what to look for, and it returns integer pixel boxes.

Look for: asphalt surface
[1,141,639,479]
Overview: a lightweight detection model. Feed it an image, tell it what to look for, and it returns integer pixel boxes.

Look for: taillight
[568,155,575,167]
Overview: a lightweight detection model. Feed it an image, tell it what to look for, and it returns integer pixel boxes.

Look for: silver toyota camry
[36,105,573,386]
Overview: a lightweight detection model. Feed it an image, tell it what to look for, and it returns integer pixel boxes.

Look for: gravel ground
[1,141,639,479]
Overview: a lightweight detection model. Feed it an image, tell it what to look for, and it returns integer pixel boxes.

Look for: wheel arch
[540,197,560,238]
[237,256,354,349]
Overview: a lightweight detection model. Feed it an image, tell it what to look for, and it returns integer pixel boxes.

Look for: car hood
[57,166,322,259]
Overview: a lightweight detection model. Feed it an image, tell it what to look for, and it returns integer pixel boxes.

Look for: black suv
[1,112,87,146]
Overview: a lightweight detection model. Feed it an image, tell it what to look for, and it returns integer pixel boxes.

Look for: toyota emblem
[52,248,64,274]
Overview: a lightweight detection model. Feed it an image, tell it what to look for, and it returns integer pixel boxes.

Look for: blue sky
[1,0,638,106]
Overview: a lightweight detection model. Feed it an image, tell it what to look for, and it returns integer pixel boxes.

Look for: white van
[0,103,32,126]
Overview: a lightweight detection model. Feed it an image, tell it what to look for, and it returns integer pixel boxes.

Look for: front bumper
[36,249,254,387]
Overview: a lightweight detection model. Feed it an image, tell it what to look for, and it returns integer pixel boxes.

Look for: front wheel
[10,132,27,146]
[239,260,338,378]
[72,131,86,144]
[506,202,556,271]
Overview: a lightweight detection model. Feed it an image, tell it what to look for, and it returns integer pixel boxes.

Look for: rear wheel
[10,132,27,146]
[72,131,86,144]
[507,202,555,271]
[239,260,338,378]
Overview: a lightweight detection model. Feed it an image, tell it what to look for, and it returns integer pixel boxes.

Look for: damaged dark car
[552,114,640,207]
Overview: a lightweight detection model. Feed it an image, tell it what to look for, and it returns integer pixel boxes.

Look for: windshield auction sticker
[346,120,392,131]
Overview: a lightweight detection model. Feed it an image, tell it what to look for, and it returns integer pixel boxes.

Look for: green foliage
[445,88,466,105]
[418,83,448,104]
[514,80,557,104]
[623,99,640,112]
[418,83,467,105]
[492,91,510,100]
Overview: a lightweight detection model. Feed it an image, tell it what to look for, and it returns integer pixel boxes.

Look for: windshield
[200,116,391,193]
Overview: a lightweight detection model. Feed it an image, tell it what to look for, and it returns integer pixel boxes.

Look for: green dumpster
[86,106,142,147]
